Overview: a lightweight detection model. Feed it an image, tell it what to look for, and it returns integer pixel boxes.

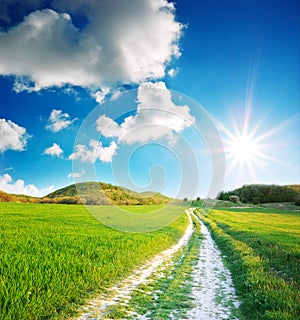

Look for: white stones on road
[188,212,240,319]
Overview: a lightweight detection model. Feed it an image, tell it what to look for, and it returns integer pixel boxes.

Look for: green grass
[89,204,187,232]
[197,208,300,320]
[0,202,188,320]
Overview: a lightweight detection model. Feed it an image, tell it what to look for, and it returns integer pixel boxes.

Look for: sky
[0,0,299,199]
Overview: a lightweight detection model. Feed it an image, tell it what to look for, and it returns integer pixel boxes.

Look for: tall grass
[0,203,187,319]
[198,208,300,319]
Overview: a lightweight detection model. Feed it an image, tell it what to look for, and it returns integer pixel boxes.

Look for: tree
[216,191,224,200]
[295,194,300,206]
[217,184,300,204]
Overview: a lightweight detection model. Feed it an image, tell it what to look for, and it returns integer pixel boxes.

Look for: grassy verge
[0,203,188,320]
[197,208,300,320]
[104,214,202,319]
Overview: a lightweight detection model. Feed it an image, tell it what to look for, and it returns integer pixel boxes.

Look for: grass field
[198,207,300,320]
[90,203,187,232]
[0,202,188,320]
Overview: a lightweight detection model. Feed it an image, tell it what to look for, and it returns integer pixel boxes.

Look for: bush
[229,195,239,203]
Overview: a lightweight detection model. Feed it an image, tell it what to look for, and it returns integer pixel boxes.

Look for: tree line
[217,184,300,205]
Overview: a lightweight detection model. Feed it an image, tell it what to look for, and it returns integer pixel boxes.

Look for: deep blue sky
[0,0,299,198]
[172,0,299,114]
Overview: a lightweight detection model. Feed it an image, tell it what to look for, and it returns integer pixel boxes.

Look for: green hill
[0,182,171,205]
[0,190,39,203]
[44,182,171,205]
[43,182,170,205]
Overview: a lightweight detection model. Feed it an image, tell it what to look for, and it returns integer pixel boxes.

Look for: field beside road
[0,202,188,320]
[2,201,299,319]
[199,207,300,320]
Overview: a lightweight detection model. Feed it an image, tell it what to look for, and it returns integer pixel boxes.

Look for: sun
[219,114,270,178]
[227,132,259,164]
[217,60,297,184]
[218,105,298,187]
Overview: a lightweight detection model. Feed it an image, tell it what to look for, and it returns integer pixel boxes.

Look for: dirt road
[75,209,240,319]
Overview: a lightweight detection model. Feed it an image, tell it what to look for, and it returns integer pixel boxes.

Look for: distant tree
[295,194,300,206]
[216,191,223,200]
[289,184,300,193]
[183,197,188,202]
[217,191,230,201]
[217,184,299,204]
[196,197,201,201]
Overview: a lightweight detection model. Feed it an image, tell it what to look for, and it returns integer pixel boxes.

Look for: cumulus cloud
[0,118,29,152]
[96,82,195,144]
[91,87,110,104]
[0,173,54,197]
[67,169,85,178]
[69,140,118,163]
[43,143,63,157]
[167,68,178,77]
[46,109,77,132]
[0,0,182,92]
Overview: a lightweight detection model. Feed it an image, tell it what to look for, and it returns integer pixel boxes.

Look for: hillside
[218,184,300,205]
[0,182,171,205]
[0,190,40,203]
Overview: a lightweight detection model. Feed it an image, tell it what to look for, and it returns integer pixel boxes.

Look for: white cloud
[110,89,122,101]
[43,143,63,157]
[0,118,29,152]
[69,140,118,163]
[92,87,110,104]
[167,68,178,77]
[96,82,195,144]
[46,109,77,132]
[0,173,54,197]
[0,1,182,92]
[67,170,85,178]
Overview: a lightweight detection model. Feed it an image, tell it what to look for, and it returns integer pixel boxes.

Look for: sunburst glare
[219,110,296,183]
[227,133,259,163]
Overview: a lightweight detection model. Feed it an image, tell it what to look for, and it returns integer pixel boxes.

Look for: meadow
[90,203,187,232]
[198,207,300,320]
[0,202,188,319]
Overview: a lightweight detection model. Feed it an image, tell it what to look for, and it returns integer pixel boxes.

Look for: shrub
[229,195,239,203]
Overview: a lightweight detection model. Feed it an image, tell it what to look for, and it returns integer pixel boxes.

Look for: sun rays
[219,109,297,183]
[222,119,266,180]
